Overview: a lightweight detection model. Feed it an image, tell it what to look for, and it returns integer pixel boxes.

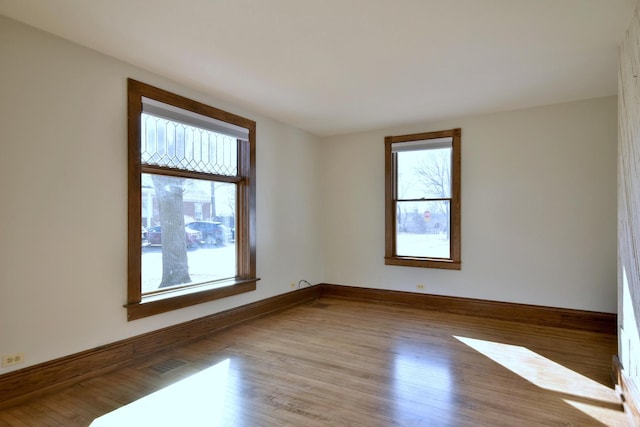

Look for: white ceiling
[0,0,636,136]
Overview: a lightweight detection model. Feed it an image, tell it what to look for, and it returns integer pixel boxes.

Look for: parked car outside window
[186,221,232,246]
[145,226,202,248]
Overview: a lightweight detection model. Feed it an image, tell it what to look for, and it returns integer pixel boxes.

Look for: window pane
[396,200,450,258]
[397,147,451,199]
[141,113,238,176]
[141,173,237,294]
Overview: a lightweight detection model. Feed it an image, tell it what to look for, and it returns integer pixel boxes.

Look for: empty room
[1,1,639,426]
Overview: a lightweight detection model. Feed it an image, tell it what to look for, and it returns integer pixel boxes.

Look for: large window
[385,128,461,269]
[127,79,257,320]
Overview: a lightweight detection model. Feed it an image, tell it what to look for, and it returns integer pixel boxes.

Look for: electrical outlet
[416,284,426,290]
[290,282,296,289]
[2,353,24,368]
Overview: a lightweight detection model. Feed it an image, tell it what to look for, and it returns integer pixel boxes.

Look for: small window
[385,128,461,269]
[127,79,258,320]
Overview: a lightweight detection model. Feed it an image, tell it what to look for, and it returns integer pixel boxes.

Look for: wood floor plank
[0,297,628,426]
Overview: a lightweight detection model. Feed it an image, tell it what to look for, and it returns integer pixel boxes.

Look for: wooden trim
[450,128,461,264]
[0,283,616,410]
[386,128,459,144]
[0,287,320,410]
[125,281,259,321]
[384,256,461,270]
[128,79,255,130]
[317,284,617,334]
[384,137,395,260]
[140,164,245,183]
[613,355,640,426]
[127,79,143,306]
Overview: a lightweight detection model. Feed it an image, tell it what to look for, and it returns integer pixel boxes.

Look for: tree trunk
[152,175,191,288]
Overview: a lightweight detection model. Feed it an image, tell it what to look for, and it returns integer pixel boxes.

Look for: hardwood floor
[0,297,627,426]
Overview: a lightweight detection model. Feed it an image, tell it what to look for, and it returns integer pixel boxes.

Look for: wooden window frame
[384,128,461,270]
[126,79,258,320]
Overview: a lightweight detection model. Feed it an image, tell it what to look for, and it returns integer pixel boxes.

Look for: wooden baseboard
[0,286,320,410]
[317,284,617,334]
[613,355,640,426]
[0,283,617,409]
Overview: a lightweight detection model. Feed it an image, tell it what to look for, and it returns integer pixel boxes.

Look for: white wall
[618,2,640,387]
[0,16,324,373]
[321,97,618,313]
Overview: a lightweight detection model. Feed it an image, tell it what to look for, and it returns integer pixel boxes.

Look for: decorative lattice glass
[141,113,237,176]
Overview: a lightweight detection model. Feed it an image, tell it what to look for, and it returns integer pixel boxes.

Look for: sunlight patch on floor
[90,359,231,427]
[563,399,627,426]
[454,336,626,426]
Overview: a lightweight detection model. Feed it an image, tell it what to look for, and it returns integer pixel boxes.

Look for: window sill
[125,278,259,321]
[385,257,461,270]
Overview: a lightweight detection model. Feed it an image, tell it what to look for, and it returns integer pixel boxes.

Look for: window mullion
[140,164,243,183]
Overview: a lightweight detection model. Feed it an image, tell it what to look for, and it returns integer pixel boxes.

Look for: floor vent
[149,358,188,375]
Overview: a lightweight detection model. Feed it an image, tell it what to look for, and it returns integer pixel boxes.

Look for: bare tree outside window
[151,175,191,288]
[414,148,452,239]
